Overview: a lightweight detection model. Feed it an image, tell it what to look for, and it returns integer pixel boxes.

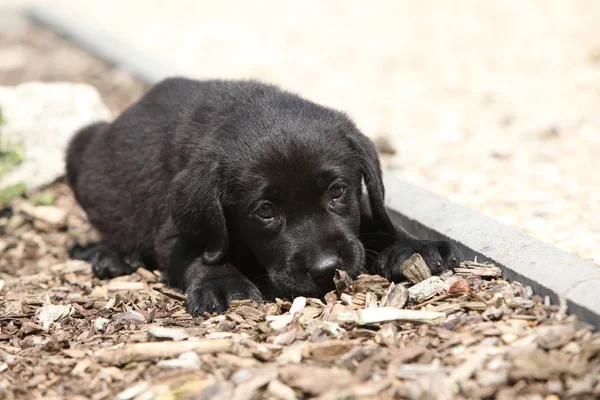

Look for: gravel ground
[0,19,600,400]
[8,0,598,266]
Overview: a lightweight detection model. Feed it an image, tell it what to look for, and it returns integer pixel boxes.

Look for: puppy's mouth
[267,241,365,300]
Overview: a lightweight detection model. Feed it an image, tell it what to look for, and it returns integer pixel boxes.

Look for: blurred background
[1,0,598,265]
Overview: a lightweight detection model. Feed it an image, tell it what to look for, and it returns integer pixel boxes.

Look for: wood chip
[408,276,445,303]
[95,339,233,365]
[106,281,145,291]
[337,307,446,325]
[266,379,297,400]
[400,253,432,284]
[381,282,409,308]
[19,203,67,227]
[454,261,502,278]
[148,326,189,341]
[34,304,72,329]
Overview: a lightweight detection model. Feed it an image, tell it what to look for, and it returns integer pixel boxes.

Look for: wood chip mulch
[0,182,599,400]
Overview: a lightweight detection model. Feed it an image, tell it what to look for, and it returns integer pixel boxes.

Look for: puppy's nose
[310,255,341,286]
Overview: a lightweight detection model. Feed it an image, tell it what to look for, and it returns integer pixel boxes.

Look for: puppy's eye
[256,202,276,219]
[329,183,346,200]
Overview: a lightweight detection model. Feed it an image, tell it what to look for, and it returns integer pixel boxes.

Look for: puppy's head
[171,94,395,298]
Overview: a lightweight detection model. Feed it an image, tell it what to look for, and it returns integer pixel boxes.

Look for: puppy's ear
[170,162,228,265]
[346,130,396,235]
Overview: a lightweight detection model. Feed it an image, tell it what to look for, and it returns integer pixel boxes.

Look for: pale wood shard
[34,304,72,329]
[400,253,432,284]
[407,276,445,303]
[106,280,145,291]
[455,261,502,278]
[266,379,298,400]
[337,307,446,325]
[147,326,189,341]
[94,339,233,365]
[231,366,278,400]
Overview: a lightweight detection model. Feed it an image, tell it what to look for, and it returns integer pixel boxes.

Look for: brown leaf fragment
[400,253,432,284]
[447,279,470,296]
[95,338,232,365]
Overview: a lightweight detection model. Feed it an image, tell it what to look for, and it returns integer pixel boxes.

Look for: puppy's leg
[156,223,263,316]
[361,217,461,281]
[70,243,138,279]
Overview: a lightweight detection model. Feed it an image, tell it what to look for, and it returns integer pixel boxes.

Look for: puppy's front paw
[89,246,137,279]
[383,239,461,282]
[186,275,264,316]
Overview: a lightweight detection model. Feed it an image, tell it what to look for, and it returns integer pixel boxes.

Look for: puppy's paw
[384,239,461,282]
[90,246,137,279]
[186,276,264,316]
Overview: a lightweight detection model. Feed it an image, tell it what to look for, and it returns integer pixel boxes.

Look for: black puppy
[66,78,460,315]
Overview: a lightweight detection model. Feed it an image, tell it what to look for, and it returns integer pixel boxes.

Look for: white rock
[0,82,111,192]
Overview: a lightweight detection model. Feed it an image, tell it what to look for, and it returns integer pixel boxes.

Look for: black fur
[66,78,461,315]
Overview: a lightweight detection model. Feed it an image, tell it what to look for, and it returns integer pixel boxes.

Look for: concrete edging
[383,176,600,329]
[25,4,600,329]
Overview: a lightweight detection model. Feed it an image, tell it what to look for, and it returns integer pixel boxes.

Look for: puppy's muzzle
[309,253,342,287]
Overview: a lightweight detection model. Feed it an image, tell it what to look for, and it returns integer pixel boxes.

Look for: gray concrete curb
[25,5,600,329]
[383,176,600,329]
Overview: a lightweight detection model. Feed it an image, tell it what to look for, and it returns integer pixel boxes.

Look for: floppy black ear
[346,130,396,236]
[170,162,228,265]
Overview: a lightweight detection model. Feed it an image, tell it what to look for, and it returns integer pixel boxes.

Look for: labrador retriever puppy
[66,78,461,315]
